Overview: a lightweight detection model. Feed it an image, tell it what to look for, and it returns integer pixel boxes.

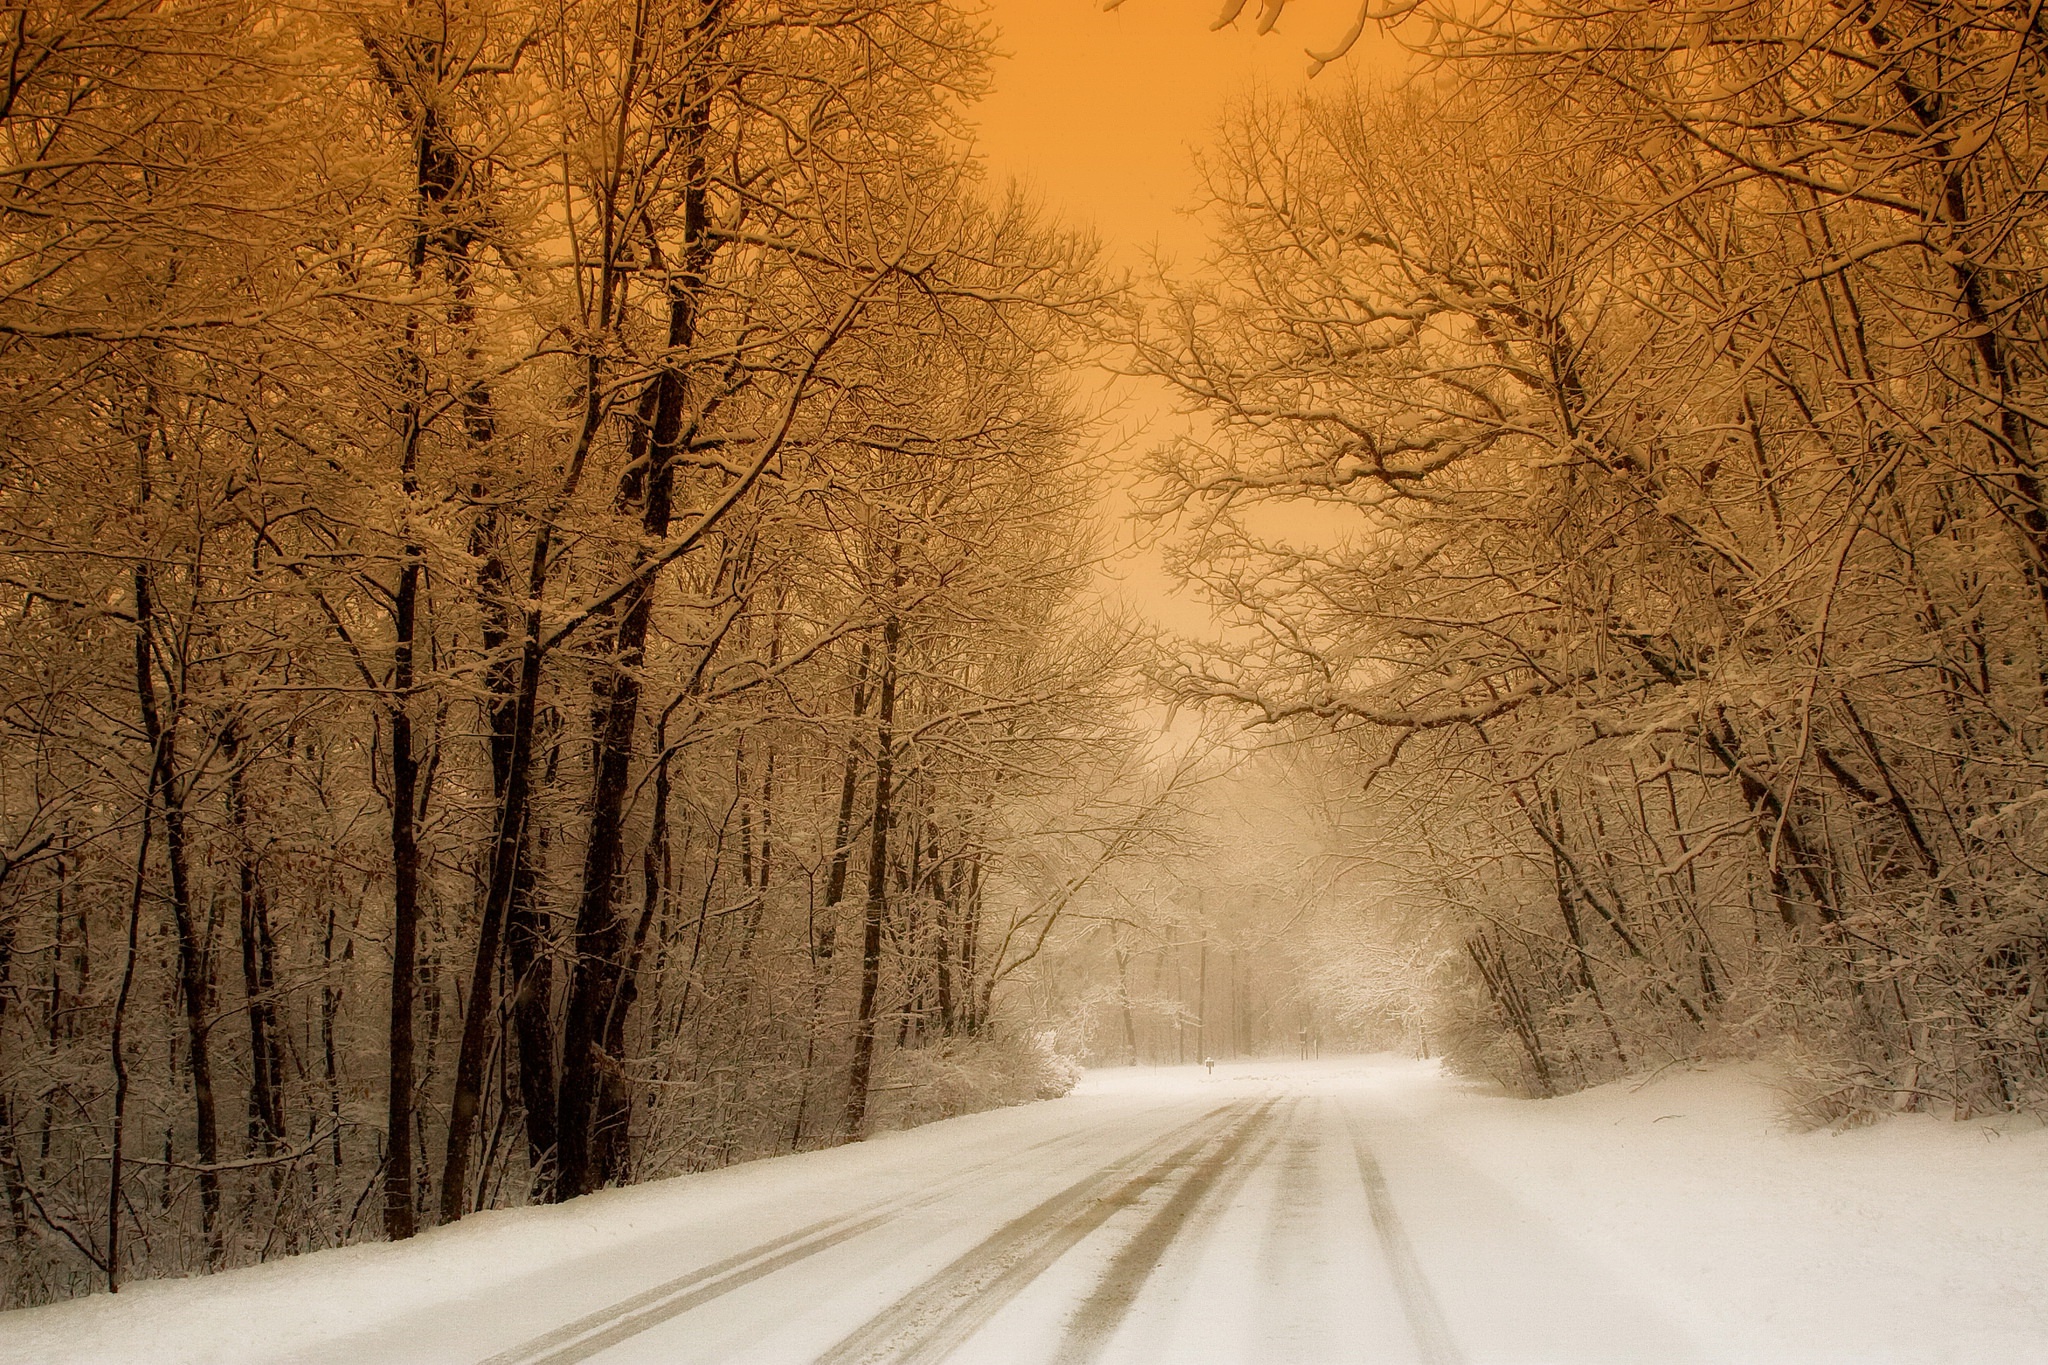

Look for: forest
[1138,0,2048,1121]
[4,0,2047,1313]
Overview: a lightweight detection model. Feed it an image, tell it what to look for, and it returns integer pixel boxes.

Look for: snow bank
[1359,1055,2048,1363]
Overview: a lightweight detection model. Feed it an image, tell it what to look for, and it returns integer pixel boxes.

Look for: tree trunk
[105,812,150,1292]
[840,613,900,1142]
[790,647,872,1150]
[959,857,984,1033]
[384,561,423,1241]
[131,531,220,1264]
[1115,941,1137,1066]
[223,723,285,1155]
[552,41,724,1194]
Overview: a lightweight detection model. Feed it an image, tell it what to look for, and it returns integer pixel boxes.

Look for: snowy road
[12,1056,2048,1364]
[358,1069,1679,1365]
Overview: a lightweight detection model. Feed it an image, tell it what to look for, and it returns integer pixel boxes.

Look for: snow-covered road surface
[8,1056,2048,1364]
[445,1079,1541,1365]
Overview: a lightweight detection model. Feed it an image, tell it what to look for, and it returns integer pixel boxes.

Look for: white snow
[4,1057,2044,1364]
[1366,1059,2048,1363]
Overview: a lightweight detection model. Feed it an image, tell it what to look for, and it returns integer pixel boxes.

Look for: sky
[970,1,1411,266]
[961,2,1414,631]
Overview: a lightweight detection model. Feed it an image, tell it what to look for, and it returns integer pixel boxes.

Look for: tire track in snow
[1345,1109,1463,1365]
[1046,1099,1293,1364]
[1246,1115,1331,1360]
[478,1109,1173,1365]
[479,1203,901,1365]
[813,1100,1268,1365]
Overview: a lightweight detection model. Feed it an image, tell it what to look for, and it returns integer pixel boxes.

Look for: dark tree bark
[384,565,424,1242]
[790,645,872,1151]
[130,447,221,1264]
[105,812,149,1292]
[0,906,30,1273]
[935,853,962,1033]
[359,17,476,1240]
[958,855,984,1033]
[222,723,284,1154]
[553,23,723,1198]
[840,611,900,1141]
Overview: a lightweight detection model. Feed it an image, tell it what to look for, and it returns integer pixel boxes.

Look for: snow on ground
[1363,1057,2048,1363]
[3,1056,2044,1364]
[0,1087,1204,1365]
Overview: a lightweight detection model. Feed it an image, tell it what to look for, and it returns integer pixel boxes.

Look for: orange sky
[970,1,1411,265]
[963,3,1414,631]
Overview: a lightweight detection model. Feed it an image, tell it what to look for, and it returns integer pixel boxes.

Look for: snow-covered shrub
[868,1029,1081,1132]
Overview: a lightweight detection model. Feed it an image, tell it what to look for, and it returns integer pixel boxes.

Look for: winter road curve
[312,1062,1688,1365]
[460,1090,1494,1365]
